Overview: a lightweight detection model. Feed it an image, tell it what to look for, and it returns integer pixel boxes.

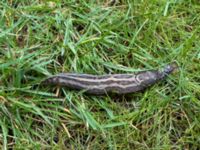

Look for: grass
[0,0,200,149]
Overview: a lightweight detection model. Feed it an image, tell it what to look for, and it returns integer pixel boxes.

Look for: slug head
[162,62,178,75]
[136,62,178,87]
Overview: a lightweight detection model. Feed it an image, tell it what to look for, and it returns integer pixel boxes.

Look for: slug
[42,62,178,95]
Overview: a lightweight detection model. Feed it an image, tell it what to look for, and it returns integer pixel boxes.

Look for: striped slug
[42,63,178,95]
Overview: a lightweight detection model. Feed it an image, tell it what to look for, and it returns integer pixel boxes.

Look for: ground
[0,0,200,149]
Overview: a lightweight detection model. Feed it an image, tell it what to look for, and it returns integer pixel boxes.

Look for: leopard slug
[42,63,178,95]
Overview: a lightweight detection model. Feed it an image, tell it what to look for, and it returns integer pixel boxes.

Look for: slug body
[42,63,177,95]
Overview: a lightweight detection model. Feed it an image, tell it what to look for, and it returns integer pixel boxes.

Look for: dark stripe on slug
[46,76,140,88]
[57,73,135,80]
[45,77,141,93]
[54,75,139,86]
[84,82,146,94]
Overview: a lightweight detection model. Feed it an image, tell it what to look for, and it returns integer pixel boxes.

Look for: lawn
[0,0,200,149]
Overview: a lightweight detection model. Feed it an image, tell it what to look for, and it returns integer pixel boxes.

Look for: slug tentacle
[42,62,178,95]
